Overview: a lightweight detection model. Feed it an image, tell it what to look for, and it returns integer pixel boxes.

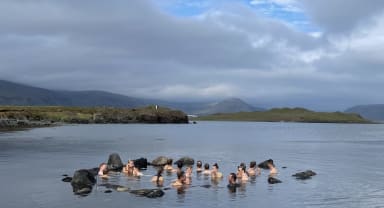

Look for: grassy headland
[0,105,188,129]
[195,108,371,123]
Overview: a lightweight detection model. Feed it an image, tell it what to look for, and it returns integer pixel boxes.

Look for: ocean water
[1,122,384,208]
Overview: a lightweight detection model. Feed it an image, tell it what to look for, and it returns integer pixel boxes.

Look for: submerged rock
[62,176,72,182]
[151,156,169,166]
[107,153,124,172]
[174,157,194,166]
[258,159,274,169]
[130,189,165,198]
[268,176,282,184]
[70,169,96,195]
[292,170,316,180]
[99,183,130,192]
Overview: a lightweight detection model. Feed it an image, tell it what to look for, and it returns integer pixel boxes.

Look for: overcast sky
[1,0,384,111]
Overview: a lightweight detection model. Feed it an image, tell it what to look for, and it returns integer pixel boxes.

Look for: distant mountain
[345,104,384,121]
[189,98,264,115]
[0,80,153,107]
[0,80,264,115]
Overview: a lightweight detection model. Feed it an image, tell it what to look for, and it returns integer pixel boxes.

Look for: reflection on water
[0,122,384,208]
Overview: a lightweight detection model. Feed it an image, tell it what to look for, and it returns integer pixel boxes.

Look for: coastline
[0,105,189,130]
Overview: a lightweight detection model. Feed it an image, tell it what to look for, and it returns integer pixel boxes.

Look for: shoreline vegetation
[0,105,189,130]
[195,108,372,124]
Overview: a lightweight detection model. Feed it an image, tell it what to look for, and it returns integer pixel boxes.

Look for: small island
[0,105,189,130]
[195,108,371,123]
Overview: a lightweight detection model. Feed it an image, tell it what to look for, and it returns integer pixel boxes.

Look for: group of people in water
[97,158,278,192]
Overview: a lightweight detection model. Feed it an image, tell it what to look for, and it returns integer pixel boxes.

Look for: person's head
[127,160,134,168]
[267,160,275,168]
[196,160,202,168]
[166,158,173,165]
[186,166,192,174]
[177,161,183,169]
[177,171,186,181]
[250,161,256,168]
[239,162,246,170]
[204,163,210,170]
[228,172,237,183]
[213,163,219,170]
[99,163,107,173]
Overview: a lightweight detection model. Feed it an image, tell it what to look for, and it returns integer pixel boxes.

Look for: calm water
[1,122,384,208]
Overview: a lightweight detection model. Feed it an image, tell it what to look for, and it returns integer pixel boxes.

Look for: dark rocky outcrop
[150,156,169,166]
[292,170,317,180]
[174,157,194,166]
[268,176,282,184]
[107,153,123,172]
[134,158,148,170]
[70,169,96,195]
[258,159,273,169]
[130,189,165,198]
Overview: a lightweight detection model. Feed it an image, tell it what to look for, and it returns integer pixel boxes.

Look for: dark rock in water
[174,157,194,166]
[62,176,72,182]
[62,174,68,177]
[71,169,96,195]
[107,153,123,172]
[130,189,165,198]
[268,176,282,184]
[292,170,316,180]
[87,167,99,176]
[192,121,197,124]
[134,158,148,170]
[104,190,113,193]
[151,156,169,166]
[282,166,287,169]
[258,159,274,169]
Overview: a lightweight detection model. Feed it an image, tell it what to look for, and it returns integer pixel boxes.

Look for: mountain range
[0,80,264,115]
[345,105,384,122]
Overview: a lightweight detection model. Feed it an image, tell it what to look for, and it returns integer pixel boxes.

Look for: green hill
[0,105,188,129]
[196,108,371,123]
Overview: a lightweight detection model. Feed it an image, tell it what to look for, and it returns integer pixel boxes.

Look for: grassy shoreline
[195,108,372,124]
[0,105,189,130]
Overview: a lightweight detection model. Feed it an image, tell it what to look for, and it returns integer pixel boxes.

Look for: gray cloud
[299,0,384,33]
[0,0,384,110]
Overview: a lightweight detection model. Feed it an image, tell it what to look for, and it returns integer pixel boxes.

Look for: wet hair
[177,161,183,169]
[230,172,237,181]
[267,159,275,167]
[204,163,210,170]
[156,168,163,185]
[196,160,202,168]
[250,161,256,168]
[166,158,173,165]
[177,171,185,179]
[213,163,219,169]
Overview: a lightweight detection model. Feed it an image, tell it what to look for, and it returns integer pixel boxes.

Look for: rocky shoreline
[0,105,189,130]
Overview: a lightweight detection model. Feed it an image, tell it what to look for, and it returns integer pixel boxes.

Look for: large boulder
[174,157,194,166]
[292,170,316,180]
[70,169,96,195]
[107,153,124,171]
[130,189,165,198]
[150,156,169,166]
[134,158,148,170]
[258,159,273,169]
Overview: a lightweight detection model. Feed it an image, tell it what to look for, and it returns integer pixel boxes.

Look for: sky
[1,0,384,111]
